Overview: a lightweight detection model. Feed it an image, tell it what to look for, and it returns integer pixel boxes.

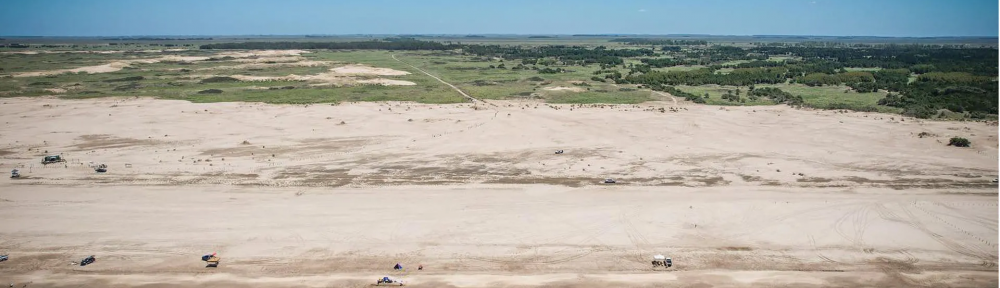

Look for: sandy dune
[0,97,996,287]
[11,50,310,77]
[329,64,411,76]
[12,56,211,77]
[227,65,414,86]
[543,86,586,92]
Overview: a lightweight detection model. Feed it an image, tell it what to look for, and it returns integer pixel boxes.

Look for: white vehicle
[652,254,672,268]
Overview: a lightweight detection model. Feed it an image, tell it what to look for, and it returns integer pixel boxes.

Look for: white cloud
[638,8,647,12]
[810,1,817,4]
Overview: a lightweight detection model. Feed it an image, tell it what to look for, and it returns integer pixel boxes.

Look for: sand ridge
[224,65,415,86]
[10,50,312,77]
[543,86,586,92]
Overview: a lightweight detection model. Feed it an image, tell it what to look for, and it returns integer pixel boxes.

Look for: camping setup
[652,254,672,268]
[376,276,404,286]
[201,253,221,267]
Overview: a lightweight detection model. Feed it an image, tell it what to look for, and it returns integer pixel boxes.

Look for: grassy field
[0,50,469,104]
[0,48,896,108]
[391,51,649,103]
[0,49,651,104]
[0,39,953,112]
[675,85,776,106]
[670,83,900,111]
[757,83,900,112]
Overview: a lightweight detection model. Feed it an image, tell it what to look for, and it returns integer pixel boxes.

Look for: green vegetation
[0,36,995,118]
[610,38,708,46]
[948,137,971,147]
[200,38,452,50]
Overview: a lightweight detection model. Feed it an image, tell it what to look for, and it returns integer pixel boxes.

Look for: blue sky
[0,0,996,37]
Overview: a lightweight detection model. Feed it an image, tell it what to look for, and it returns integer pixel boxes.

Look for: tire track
[896,203,986,260]
[911,203,998,255]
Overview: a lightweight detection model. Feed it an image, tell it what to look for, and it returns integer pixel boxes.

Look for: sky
[0,0,996,37]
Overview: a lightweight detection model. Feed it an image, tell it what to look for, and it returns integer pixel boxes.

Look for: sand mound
[231,56,306,63]
[217,50,310,58]
[355,79,416,86]
[199,60,335,71]
[15,62,131,77]
[329,64,410,76]
[13,55,212,77]
[221,65,414,86]
[543,86,585,92]
[232,73,415,86]
[12,50,308,77]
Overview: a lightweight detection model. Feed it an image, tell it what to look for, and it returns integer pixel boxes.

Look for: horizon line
[0,34,997,39]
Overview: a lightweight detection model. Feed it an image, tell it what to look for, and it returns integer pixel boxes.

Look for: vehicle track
[651,91,680,106]
[896,203,986,260]
[391,54,485,105]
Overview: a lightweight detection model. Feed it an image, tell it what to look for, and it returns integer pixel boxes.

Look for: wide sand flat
[0,97,996,287]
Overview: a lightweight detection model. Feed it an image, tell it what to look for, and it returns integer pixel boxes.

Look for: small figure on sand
[394,263,402,270]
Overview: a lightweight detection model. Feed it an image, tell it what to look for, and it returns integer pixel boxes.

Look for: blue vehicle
[80,255,95,266]
[376,276,404,286]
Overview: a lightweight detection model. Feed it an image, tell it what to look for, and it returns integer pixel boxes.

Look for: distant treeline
[614,45,998,118]
[101,37,213,40]
[199,39,453,50]
[200,40,654,66]
[1,43,30,48]
[460,45,654,66]
[193,38,997,118]
[611,38,708,45]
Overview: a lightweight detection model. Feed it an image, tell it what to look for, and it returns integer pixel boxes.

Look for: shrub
[200,76,240,84]
[538,67,563,74]
[112,83,142,91]
[103,76,144,82]
[197,89,224,94]
[948,137,970,147]
[527,76,545,82]
[471,80,495,86]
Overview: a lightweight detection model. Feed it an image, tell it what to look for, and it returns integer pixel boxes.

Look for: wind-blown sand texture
[0,97,996,287]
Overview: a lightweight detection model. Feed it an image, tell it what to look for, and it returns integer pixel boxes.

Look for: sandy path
[652,90,679,105]
[392,54,481,103]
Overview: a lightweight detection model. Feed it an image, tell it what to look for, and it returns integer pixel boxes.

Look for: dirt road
[392,54,481,103]
[652,90,680,105]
